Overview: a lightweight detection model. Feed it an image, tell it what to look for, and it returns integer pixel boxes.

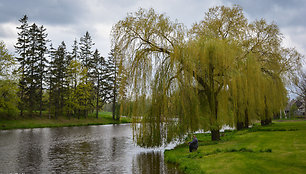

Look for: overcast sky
[0,0,306,58]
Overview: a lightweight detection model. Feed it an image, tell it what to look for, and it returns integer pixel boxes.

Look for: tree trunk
[112,100,116,120]
[261,118,272,126]
[261,119,265,126]
[267,117,272,124]
[112,60,117,120]
[39,80,43,118]
[20,80,24,118]
[20,98,24,117]
[244,109,249,129]
[20,48,26,118]
[236,121,244,130]
[96,99,99,119]
[112,78,117,120]
[20,108,23,117]
[96,75,100,119]
[261,96,271,126]
[210,96,220,140]
[48,77,51,119]
[236,110,244,130]
[84,78,87,119]
[211,129,220,141]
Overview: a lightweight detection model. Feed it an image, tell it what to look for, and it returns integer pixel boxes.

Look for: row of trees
[0,15,120,119]
[111,6,303,146]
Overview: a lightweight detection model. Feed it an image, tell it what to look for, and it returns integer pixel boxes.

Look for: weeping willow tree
[111,6,302,147]
[112,8,242,145]
[191,5,255,130]
[111,8,187,147]
[245,19,298,125]
[177,38,242,140]
[230,54,260,130]
[192,5,301,127]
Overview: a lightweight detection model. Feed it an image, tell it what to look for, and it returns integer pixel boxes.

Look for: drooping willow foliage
[111,8,187,147]
[111,6,302,147]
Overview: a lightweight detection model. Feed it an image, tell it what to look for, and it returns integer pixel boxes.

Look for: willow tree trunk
[236,120,244,130]
[244,109,249,129]
[210,97,220,141]
[236,109,244,130]
[211,129,220,141]
[261,96,272,126]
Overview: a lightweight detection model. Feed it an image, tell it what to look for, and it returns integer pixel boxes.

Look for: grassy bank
[0,112,131,130]
[165,121,306,174]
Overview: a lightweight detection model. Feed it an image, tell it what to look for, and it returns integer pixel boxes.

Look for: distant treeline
[0,15,121,120]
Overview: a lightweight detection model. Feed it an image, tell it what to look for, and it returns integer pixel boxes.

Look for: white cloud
[0,22,18,53]
[282,26,306,56]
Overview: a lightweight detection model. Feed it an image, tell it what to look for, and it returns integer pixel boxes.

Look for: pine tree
[26,23,41,115]
[92,49,111,119]
[71,39,79,89]
[92,49,101,119]
[79,31,94,117]
[49,42,67,118]
[15,15,29,117]
[47,43,56,119]
[107,49,119,120]
[79,31,94,80]
[36,25,49,117]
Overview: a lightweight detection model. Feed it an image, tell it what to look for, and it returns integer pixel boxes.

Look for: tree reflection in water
[132,151,182,174]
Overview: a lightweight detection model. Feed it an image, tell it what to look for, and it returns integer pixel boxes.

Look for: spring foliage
[0,41,19,117]
[111,6,301,147]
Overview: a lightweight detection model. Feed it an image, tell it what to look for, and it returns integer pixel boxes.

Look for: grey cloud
[0,0,86,25]
[226,0,306,27]
[1,0,305,57]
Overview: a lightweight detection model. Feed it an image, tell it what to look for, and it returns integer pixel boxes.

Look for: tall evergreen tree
[65,40,81,118]
[79,31,94,80]
[92,49,111,119]
[49,41,67,118]
[15,15,29,117]
[92,49,101,119]
[47,43,56,119]
[108,48,120,120]
[26,23,41,115]
[79,31,94,117]
[37,25,49,117]
[71,39,79,89]
[16,21,49,117]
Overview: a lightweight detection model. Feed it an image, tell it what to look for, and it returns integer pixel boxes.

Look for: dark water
[0,124,182,174]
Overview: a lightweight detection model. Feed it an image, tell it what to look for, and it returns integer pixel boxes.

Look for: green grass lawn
[0,111,131,130]
[165,121,306,174]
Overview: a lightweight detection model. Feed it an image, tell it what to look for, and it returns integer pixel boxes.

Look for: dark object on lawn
[188,135,198,152]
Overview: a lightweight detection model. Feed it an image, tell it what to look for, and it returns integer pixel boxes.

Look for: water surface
[0,124,182,173]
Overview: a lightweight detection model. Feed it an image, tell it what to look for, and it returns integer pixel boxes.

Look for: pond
[0,124,182,173]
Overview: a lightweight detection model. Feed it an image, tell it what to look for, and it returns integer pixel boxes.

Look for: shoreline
[0,112,131,130]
